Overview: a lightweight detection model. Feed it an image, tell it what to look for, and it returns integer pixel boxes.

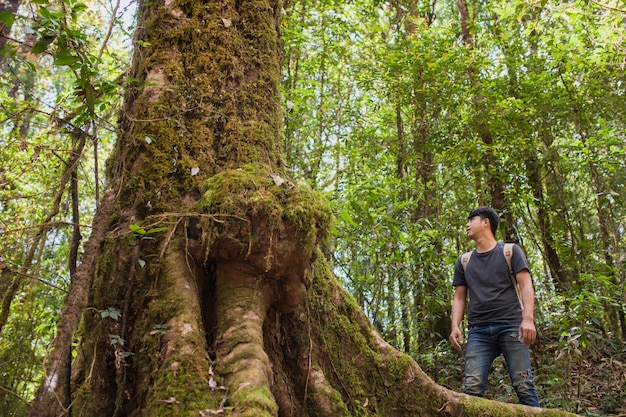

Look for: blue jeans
[464,323,540,407]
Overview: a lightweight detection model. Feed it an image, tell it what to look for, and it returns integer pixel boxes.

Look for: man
[449,206,540,407]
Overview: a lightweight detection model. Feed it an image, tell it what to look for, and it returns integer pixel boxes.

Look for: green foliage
[0,0,133,411]
[129,224,168,245]
[99,307,121,320]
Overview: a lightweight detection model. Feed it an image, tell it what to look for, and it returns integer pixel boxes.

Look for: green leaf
[0,11,15,26]
[340,208,358,227]
[54,53,79,66]
[72,2,89,15]
[129,224,146,234]
[99,307,121,320]
[398,231,407,245]
[38,7,52,18]
[40,9,66,19]
[145,226,167,234]
[109,334,124,345]
[31,35,57,54]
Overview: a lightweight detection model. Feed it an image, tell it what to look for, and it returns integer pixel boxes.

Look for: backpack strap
[504,243,524,311]
[461,251,472,271]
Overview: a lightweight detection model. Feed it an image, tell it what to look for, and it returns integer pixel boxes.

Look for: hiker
[449,206,541,407]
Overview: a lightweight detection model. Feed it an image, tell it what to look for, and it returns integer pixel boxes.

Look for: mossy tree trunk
[30,0,578,416]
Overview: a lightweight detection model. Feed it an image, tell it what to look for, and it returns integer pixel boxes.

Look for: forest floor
[422,331,626,416]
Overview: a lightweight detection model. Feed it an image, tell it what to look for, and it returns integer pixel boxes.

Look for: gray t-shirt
[453,242,530,327]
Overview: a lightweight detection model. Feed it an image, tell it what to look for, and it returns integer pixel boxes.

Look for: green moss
[143,355,223,417]
[381,353,414,383]
[230,385,278,417]
[308,382,351,417]
[461,396,525,417]
[198,163,331,256]
[200,164,282,223]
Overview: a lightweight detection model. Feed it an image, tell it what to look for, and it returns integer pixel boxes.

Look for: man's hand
[449,327,464,351]
[518,317,536,346]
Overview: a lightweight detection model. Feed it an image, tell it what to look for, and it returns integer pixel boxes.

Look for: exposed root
[213,260,278,417]
[138,241,216,416]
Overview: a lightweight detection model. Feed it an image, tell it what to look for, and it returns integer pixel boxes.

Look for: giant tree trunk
[30,0,578,416]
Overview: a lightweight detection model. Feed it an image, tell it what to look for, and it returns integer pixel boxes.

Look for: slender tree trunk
[0,130,86,334]
[29,190,117,416]
[527,153,568,289]
[589,156,624,340]
[455,0,515,241]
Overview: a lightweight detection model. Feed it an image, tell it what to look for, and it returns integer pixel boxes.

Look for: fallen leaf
[270,173,284,186]
[191,167,200,176]
[222,18,232,27]
[157,397,178,404]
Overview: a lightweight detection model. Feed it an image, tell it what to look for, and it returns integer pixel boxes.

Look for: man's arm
[449,285,467,350]
[516,269,536,345]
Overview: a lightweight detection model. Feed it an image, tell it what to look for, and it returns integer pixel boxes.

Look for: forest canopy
[1,0,625,415]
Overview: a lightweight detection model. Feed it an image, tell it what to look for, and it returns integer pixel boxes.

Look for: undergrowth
[419,332,626,416]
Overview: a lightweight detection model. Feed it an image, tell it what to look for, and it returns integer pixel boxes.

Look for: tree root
[213,260,278,417]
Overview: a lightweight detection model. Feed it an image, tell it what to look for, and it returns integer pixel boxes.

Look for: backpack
[461,243,524,311]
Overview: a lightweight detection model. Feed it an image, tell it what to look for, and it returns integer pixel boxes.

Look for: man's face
[466,215,486,239]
